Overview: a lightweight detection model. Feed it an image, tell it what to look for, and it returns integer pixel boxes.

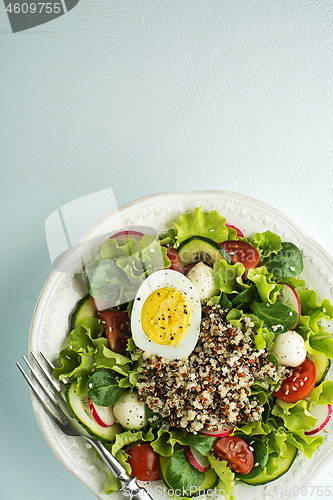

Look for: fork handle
[85,438,154,500]
[86,438,129,481]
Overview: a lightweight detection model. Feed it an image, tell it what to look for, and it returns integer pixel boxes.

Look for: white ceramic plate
[29,190,333,500]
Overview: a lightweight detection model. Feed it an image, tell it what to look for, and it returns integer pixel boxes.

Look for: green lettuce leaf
[207,454,235,500]
[158,228,177,247]
[53,348,96,394]
[233,419,270,436]
[303,325,333,358]
[247,266,281,304]
[298,289,333,334]
[278,277,306,290]
[285,431,323,459]
[68,318,107,352]
[261,327,276,351]
[250,230,282,258]
[93,344,131,376]
[111,428,154,456]
[87,235,170,303]
[271,400,316,432]
[307,380,333,406]
[213,260,248,294]
[100,237,131,260]
[173,207,228,244]
[151,428,188,457]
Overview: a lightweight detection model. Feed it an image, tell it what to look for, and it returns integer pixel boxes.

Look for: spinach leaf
[263,242,303,279]
[87,369,125,406]
[86,259,127,300]
[220,293,233,309]
[230,286,258,309]
[165,448,205,493]
[250,301,299,333]
[182,433,216,456]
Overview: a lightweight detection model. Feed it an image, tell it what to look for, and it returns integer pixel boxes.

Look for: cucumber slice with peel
[240,443,298,486]
[69,295,98,330]
[177,236,232,267]
[66,380,121,441]
[308,352,331,386]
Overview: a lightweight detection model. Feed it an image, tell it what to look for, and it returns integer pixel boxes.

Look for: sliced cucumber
[66,380,121,441]
[158,454,218,497]
[177,236,232,267]
[69,295,97,330]
[240,443,298,486]
[308,353,331,386]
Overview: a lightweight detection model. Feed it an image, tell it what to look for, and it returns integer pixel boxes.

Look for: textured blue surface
[2,1,333,499]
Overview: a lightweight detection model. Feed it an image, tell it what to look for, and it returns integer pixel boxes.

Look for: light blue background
[1,1,333,499]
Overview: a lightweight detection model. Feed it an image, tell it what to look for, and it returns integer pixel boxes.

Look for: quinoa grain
[136,305,287,434]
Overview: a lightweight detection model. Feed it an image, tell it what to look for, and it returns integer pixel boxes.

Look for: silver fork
[17,352,154,500]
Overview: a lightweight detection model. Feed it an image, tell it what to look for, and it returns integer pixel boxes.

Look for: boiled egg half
[131,269,201,360]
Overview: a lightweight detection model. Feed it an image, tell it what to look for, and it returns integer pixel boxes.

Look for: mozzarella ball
[113,392,148,429]
[271,330,307,367]
[186,262,219,303]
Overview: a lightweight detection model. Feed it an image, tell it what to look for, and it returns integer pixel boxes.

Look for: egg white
[131,269,201,360]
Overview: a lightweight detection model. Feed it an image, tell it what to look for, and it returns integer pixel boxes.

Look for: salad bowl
[29,190,333,500]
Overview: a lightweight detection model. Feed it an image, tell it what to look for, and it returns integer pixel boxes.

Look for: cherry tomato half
[98,310,131,356]
[213,436,254,475]
[127,443,161,481]
[219,241,260,269]
[274,358,316,403]
[166,247,182,273]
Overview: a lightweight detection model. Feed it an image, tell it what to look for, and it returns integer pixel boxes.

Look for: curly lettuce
[173,206,229,244]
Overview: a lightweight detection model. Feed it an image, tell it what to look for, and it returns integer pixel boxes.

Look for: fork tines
[16,352,71,425]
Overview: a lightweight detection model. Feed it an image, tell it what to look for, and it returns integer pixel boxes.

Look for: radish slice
[109,230,145,241]
[226,224,244,238]
[305,404,332,435]
[199,424,234,438]
[88,398,115,428]
[186,446,210,472]
[277,283,301,329]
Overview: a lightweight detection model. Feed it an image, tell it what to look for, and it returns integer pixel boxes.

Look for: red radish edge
[186,446,210,472]
[88,398,115,428]
[305,404,332,435]
[199,424,234,438]
[281,283,301,329]
[109,230,145,240]
[226,224,244,238]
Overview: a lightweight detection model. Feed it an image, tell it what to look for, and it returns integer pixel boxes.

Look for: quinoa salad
[54,206,333,499]
[137,305,290,434]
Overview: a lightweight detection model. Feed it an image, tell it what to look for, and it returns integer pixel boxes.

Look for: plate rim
[28,190,333,500]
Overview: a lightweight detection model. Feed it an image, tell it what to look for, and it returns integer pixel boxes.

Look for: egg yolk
[141,287,191,345]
